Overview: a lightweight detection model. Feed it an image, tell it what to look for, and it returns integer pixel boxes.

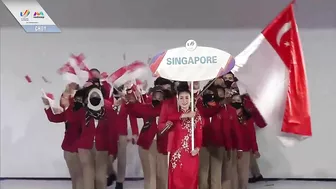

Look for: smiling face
[178,91,191,110]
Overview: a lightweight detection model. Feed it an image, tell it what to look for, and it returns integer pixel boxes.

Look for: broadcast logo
[33,11,44,18]
[20,10,30,21]
[20,10,30,17]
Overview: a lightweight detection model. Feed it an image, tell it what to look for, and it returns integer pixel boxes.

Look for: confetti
[122,53,126,61]
[42,76,51,83]
[45,92,54,100]
[25,75,32,83]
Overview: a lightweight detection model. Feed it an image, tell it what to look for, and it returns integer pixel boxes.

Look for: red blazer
[219,105,241,150]
[126,102,162,150]
[107,107,119,156]
[69,101,118,153]
[202,117,211,147]
[101,81,112,99]
[44,107,81,153]
[109,97,139,136]
[142,94,152,104]
[234,118,258,152]
[243,95,267,128]
[195,99,219,147]
[196,102,225,147]
[158,97,177,154]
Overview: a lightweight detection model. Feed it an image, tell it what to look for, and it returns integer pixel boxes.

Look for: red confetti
[45,92,54,100]
[25,75,32,83]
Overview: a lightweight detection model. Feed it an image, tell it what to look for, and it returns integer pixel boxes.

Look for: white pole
[190,81,195,151]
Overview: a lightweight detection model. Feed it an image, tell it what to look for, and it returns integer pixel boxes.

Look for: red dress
[167,109,203,189]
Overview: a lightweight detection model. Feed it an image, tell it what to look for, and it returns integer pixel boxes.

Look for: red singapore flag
[232,1,311,146]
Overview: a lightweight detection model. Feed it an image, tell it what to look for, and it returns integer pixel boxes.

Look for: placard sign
[149,40,235,81]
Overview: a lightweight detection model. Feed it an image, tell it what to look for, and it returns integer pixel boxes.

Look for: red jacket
[107,108,119,156]
[197,103,240,150]
[243,95,267,128]
[110,97,139,136]
[157,97,177,155]
[196,103,225,147]
[44,107,81,153]
[101,81,112,99]
[69,101,118,153]
[202,117,211,147]
[195,99,216,147]
[219,105,241,150]
[142,94,152,104]
[230,95,266,152]
[234,118,258,152]
[126,102,162,151]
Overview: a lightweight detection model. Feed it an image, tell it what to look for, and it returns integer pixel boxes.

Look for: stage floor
[0,179,335,189]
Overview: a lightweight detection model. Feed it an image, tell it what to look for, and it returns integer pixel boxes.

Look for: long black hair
[176,82,191,95]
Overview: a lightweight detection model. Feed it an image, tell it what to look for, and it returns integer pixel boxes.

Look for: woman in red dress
[163,84,203,189]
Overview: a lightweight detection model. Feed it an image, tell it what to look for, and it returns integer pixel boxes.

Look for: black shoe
[255,175,264,182]
[107,174,116,186]
[249,177,256,183]
[115,182,123,189]
[249,175,264,183]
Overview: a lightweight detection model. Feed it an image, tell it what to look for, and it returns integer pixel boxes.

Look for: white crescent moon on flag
[276,22,291,46]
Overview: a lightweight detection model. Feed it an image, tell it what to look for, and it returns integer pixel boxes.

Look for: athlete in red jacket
[126,87,167,189]
[230,93,266,189]
[42,85,83,189]
[69,85,117,189]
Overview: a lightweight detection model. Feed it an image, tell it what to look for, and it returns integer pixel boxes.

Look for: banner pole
[190,81,195,151]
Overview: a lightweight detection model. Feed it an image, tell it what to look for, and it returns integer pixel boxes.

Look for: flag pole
[190,81,195,151]
[195,78,217,101]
